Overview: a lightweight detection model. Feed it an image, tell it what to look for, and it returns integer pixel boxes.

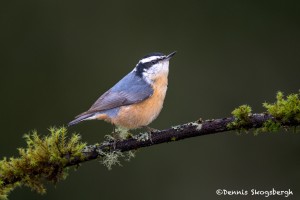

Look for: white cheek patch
[145,63,160,74]
[142,61,170,84]
[142,65,159,84]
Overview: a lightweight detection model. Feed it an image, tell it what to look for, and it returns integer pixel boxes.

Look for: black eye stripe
[135,56,166,77]
[135,61,157,77]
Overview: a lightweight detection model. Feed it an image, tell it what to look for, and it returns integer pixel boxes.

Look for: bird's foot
[111,126,132,140]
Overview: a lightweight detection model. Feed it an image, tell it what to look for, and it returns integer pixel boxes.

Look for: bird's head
[133,51,176,83]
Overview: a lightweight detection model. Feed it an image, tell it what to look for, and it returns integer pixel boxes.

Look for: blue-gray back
[76,72,153,118]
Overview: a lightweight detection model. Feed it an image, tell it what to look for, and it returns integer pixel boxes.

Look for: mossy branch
[0,91,299,199]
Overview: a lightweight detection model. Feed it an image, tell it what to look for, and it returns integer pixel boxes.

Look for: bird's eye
[151,61,156,64]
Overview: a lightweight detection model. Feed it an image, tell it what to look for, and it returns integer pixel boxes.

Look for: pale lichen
[134,132,151,142]
[124,151,136,162]
[171,125,183,130]
[189,122,203,130]
[100,150,124,170]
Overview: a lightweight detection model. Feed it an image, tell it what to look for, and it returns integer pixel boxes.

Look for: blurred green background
[1,0,299,199]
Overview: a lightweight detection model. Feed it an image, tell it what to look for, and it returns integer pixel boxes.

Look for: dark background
[1,1,299,199]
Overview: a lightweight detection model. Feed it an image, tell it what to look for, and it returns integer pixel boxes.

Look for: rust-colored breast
[110,75,168,129]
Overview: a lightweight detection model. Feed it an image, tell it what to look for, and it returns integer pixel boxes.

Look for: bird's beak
[165,51,176,60]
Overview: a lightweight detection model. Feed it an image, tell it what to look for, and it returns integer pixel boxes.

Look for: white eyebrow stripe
[140,56,162,63]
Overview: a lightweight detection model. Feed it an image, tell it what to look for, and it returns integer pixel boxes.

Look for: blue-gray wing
[76,72,153,118]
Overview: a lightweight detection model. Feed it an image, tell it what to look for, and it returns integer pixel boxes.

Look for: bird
[68,51,176,129]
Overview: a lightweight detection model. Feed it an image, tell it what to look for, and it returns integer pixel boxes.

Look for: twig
[1,112,299,194]
[67,113,297,166]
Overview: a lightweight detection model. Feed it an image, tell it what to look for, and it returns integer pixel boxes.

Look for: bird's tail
[68,113,95,127]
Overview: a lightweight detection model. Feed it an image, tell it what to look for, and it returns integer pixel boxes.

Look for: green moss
[1,91,299,199]
[255,91,300,134]
[259,119,281,133]
[228,92,300,134]
[263,91,300,123]
[0,127,86,199]
[228,105,252,130]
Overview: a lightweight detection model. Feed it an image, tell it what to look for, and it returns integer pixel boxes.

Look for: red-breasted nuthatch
[68,51,176,129]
